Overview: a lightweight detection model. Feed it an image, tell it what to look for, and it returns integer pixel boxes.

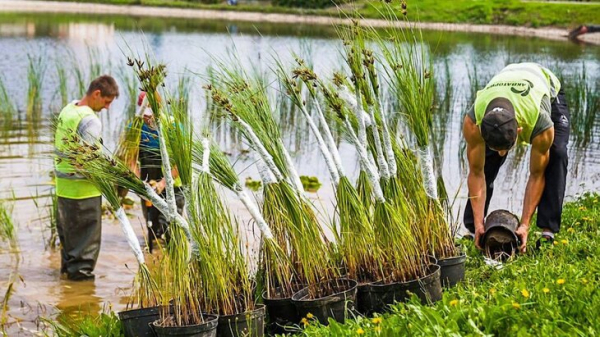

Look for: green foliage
[297,193,600,336]
[563,65,600,147]
[300,175,322,192]
[271,0,344,9]
[0,200,16,247]
[245,176,263,191]
[46,311,124,337]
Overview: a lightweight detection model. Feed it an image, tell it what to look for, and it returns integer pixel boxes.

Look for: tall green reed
[0,199,17,249]
[26,53,46,120]
[0,75,16,134]
[565,65,599,147]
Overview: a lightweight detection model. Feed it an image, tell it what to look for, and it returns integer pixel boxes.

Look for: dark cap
[480,97,518,150]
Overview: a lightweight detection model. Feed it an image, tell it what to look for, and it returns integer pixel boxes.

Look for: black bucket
[118,306,161,337]
[216,305,265,337]
[263,292,299,334]
[397,264,442,304]
[483,210,520,260]
[291,279,358,325]
[151,314,219,337]
[356,281,406,316]
[438,251,467,288]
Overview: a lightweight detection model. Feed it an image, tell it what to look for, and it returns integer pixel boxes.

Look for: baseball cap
[480,97,518,150]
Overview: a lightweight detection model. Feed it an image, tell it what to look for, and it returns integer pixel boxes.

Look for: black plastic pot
[216,305,265,337]
[438,251,467,288]
[291,279,357,325]
[151,314,219,337]
[263,292,299,335]
[483,209,520,260]
[118,306,161,337]
[356,281,406,316]
[397,264,443,304]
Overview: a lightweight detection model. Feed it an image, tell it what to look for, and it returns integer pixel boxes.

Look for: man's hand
[474,224,486,250]
[516,224,529,253]
[155,178,166,195]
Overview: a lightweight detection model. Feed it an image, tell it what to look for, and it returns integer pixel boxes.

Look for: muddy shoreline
[1,0,599,44]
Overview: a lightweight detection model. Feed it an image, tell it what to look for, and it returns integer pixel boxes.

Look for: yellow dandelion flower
[306,313,314,319]
[490,288,497,295]
[372,317,383,324]
[301,318,308,327]
[357,328,365,335]
[575,222,581,226]
[449,299,459,306]
[542,288,550,294]
[521,289,530,298]
[567,228,575,233]
[512,302,521,309]
[561,239,568,245]
[553,241,559,246]
[557,279,566,285]
[581,278,588,284]
[594,199,598,203]
[578,206,587,211]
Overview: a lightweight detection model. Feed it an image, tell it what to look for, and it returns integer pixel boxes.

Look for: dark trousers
[464,91,570,234]
[57,196,102,279]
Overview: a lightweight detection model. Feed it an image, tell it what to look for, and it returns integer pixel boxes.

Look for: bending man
[463,63,570,252]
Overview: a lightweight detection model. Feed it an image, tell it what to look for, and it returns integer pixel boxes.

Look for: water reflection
[54,279,102,322]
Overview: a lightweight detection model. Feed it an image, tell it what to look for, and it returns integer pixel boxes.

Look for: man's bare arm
[521,127,554,227]
[463,116,487,248]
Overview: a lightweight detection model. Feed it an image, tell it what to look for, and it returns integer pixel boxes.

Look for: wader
[57,196,102,280]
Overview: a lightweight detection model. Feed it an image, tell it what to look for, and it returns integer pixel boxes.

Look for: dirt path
[1,0,599,44]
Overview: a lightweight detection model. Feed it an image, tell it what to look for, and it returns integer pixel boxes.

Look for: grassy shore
[48,0,600,28]
[297,192,600,336]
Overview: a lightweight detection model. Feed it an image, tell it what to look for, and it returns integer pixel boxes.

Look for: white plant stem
[339,86,376,168]
[236,118,283,182]
[313,99,345,176]
[156,123,177,215]
[298,104,340,184]
[367,105,390,179]
[143,183,195,260]
[379,100,397,176]
[281,148,305,194]
[257,157,277,184]
[201,138,210,173]
[417,145,438,200]
[342,117,385,202]
[115,207,145,265]
[236,188,274,240]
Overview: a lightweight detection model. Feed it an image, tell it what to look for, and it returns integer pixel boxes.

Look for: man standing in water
[54,75,119,280]
[463,63,570,252]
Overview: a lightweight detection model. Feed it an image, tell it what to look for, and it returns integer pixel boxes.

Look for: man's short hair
[480,97,518,150]
[87,75,119,98]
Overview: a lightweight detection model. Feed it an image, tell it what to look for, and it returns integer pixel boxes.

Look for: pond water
[0,12,599,335]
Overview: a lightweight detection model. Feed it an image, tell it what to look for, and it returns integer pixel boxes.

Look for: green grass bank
[296,192,600,336]
[49,0,600,28]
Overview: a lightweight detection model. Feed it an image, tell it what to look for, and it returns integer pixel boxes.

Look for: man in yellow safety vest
[463,63,570,253]
[54,75,119,281]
